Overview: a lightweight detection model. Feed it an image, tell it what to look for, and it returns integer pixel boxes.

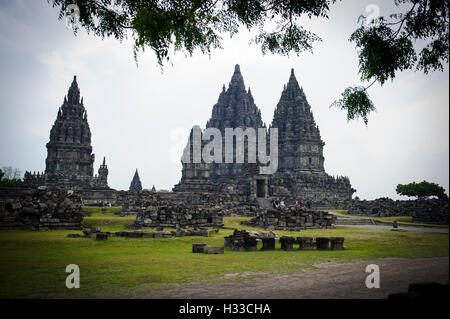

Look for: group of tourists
[271,200,286,210]
[295,200,312,208]
[271,199,312,210]
[97,201,112,207]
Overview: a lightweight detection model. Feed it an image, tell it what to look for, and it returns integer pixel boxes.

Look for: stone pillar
[192,243,207,253]
[316,237,330,250]
[330,237,345,250]
[261,238,275,251]
[280,236,295,250]
[297,237,313,250]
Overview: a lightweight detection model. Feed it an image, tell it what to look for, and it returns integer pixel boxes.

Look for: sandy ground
[143,257,449,299]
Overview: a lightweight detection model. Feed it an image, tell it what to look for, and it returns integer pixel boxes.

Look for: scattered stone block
[261,237,275,251]
[316,237,330,250]
[96,233,108,240]
[280,236,295,251]
[330,237,345,250]
[192,243,207,253]
[203,246,224,254]
[297,237,313,250]
[142,232,154,238]
[202,230,211,237]
[126,232,143,238]
[224,236,233,249]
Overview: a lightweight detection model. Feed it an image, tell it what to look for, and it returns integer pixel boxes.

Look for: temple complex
[174,65,355,205]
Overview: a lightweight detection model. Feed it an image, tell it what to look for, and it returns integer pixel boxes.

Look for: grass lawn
[0,209,448,298]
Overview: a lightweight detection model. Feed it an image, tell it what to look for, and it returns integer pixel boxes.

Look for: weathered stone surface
[280,236,295,251]
[330,237,345,250]
[225,230,258,251]
[203,246,224,254]
[192,243,207,253]
[0,187,83,230]
[346,197,449,225]
[297,237,313,250]
[316,237,330,250]
[261,238,275,251]
[134,203,223,229]
[245,207,336,230]
[96,233,108,240]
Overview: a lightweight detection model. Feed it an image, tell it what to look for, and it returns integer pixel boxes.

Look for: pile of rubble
[348,197,449,225]
[244,207,336,230]
[134,204,224,229]
[0,186,83,230]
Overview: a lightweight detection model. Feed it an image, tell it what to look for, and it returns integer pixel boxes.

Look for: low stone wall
[134,204,223,228]
[80,189,119,206]
[118,190,255,216]
[347,197,449,225]
[245,207,336,230]
[0,187,83,230]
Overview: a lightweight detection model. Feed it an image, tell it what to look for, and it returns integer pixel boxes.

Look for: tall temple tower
[45,76,95,177]
[271,69,325,172]
[97,157,109,185]
[24,76,109,189]
[174,65,355,205]
[174,65,266,194]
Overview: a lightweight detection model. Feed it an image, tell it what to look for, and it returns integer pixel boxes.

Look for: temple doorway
[256,180,265,198]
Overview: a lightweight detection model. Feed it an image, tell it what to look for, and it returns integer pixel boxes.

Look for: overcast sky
[0,0,448,199]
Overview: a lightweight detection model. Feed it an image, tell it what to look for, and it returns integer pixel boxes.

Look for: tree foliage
[50,0,335,64]
[49,0,449,124]
[0,167,22,188]
[396,181,447,199]
[334,0,449,124]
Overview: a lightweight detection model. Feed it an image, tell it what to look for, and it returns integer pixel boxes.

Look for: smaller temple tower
[129,169,143,191]
[97,157,109,186]
[45,76,95,177]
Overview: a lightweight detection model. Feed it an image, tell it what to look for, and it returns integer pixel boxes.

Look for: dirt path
[142,257,449,299]
[339,224,449,234]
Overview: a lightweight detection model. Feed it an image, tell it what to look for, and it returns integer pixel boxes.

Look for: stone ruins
[1,70,447,230]
[174,65,355,206]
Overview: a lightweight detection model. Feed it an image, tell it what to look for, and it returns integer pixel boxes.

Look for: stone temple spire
[45,76,95,177]
[271,68,325,172]
[129,169,143,191]
[98,156,108,185]
[206,64,263,131]
[67,75,80,104]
